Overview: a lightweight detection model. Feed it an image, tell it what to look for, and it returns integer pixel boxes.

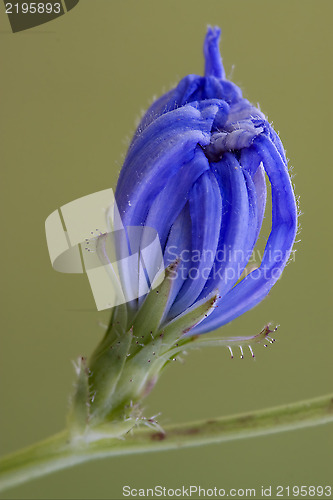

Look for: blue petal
[226,99,265,126]
[130,74,230,147]
[136,147,209,303]
[141,146,210,251]
[204,26,225,79]
[242,168,260,258]
[192,135,297,333]
[130,87,179,146]
[169,168,222,317]
[130,75,204,145]
[129,25,246,150]
[130,24,247,147]
[251,163,267,242]
[208,120,263,157]
[239,140,262,175]
[163,203,193,312]
[198,153,251,300]
[115,100,225,228]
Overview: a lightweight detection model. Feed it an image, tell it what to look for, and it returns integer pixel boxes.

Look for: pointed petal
[204,26,225,79]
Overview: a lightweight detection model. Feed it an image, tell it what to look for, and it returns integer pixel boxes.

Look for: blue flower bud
[115,26,298,334]
[74,27,298,431]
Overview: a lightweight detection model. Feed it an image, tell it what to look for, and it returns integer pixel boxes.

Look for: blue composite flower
[115,26,298,335]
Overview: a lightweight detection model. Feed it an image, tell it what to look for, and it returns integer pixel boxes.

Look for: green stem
[1,393,332,493]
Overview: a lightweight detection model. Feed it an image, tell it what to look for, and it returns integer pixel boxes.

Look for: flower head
[115,26,297,334]
[69,27,298,431]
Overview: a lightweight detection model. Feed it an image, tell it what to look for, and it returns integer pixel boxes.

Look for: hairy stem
[0,393,332,492]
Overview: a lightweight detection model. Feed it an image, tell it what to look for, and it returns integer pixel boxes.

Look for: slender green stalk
[0,393,332,493]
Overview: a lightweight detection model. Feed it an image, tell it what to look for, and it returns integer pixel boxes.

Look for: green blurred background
[0,1,332,499]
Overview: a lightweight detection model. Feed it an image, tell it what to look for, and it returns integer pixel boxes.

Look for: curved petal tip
[204,25,225,79]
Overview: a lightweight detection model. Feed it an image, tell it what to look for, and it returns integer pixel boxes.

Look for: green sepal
[130,260,180,346]
[110,302,129,336]
[89,303,129,366]
[159,291,219,346]
[81,281,220,430]
[115,335,165,405]
[88,329,133,425]
[80,418,136,444]
[67,357,90,437]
